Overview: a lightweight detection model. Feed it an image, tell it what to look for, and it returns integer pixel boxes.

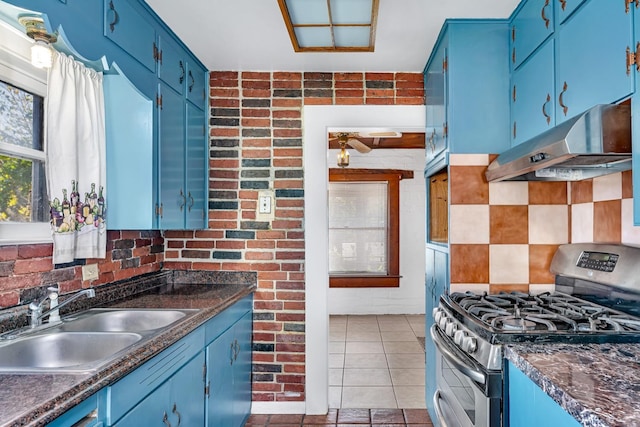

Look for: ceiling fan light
[337,146,350,167]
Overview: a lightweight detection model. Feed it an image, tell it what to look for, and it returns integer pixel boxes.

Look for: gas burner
[498,317,538,331]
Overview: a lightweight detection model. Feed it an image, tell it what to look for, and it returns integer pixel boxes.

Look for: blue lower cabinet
[113,353,205,427]
[506,361,580,427]
[206,310,253,427]
[46,391,105,427]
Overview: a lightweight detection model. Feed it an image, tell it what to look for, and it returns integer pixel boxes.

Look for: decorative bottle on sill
[97,186,105,218]
[70,180,79,214]
[61,189,70,218]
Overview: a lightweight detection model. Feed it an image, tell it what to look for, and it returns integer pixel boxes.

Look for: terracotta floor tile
[304,409,338,424]
[337,408,371,423]
[269,414,305,424]
[403,409,433,424]
[370,408,405,423]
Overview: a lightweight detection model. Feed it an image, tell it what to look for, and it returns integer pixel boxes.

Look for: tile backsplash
[448,154,640,294]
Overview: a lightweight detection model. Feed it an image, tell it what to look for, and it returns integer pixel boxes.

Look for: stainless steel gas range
[430,243,640,427]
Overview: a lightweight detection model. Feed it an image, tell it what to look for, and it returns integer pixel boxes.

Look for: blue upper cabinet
[103,0,156,73]
[187,61,208,110]
[511,39,555,145]
[423,20,511,173]
[510,0,554,69]
[158,34,186,95]
[554,0,634,124]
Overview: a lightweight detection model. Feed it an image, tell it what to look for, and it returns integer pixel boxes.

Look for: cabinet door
[185,103,207,229]
[424,42,447,166]
[511,39,555,146]
[507,361,581,427]
[104,67,155,230]
[424,248,436,420]
[554,0,588,24]
[206,326,235,427]
[555,0,634,124]
[103,0,156,72]
[158,83,186,229]
[158,35,186,94]
[186,62,207,110]
[231,312,253,427]
[511,0,554,69]
[113,381,170,427]
[169,353,206,427]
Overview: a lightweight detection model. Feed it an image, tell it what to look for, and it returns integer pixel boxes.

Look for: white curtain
[46,51,106,264]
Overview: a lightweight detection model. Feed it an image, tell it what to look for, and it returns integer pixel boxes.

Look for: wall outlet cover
[82,264,99,281]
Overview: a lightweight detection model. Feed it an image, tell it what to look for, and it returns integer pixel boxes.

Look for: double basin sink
[0,308,196,373]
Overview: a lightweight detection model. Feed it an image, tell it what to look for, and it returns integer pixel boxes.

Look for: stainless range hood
[485,104,631,182]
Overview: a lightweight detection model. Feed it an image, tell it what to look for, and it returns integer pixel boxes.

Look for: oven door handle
[430,325,486,385]
[433,389,456,427]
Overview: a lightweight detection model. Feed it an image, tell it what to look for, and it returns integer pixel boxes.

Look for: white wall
[301,105,426,415]
[327,147,426,314]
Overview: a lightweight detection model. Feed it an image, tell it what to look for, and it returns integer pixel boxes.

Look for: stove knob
[432,307,439,319]
[445,320,458,337]
[433,309,443,324]
[454,330,467,346]
[438,314,449,329]
[462,336,478,354]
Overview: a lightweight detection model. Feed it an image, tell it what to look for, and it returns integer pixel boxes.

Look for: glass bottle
[61,189,70,218]
[82,193,91,218]
[97,186,105,218]
[70,180,79,214]
[89,183,97,210]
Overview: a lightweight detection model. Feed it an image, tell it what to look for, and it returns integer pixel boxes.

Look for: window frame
[328,168,412,288]
[0,20,51,245]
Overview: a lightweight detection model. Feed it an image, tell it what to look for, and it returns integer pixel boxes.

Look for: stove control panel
[577,251,619,272]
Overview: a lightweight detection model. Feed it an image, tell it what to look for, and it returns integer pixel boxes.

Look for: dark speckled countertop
[505,343,640,427]
[0,270,256,427]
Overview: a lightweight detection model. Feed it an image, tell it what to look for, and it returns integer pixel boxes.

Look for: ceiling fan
[328,131,403,154]
[329,131,402,167]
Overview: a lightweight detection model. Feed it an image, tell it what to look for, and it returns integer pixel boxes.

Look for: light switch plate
[256,190,275,221]
[259,195,271,214]
[82,264,99,281]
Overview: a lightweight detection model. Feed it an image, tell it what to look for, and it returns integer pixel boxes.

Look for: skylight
[278,0,379,52]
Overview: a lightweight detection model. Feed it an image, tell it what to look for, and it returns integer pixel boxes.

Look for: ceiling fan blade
[358,131,402,138]
[347,138,372,153]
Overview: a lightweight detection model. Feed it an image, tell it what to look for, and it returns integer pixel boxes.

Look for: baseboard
[251,401,307,414]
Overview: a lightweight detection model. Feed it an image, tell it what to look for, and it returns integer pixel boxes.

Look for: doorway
[303,105,427,414]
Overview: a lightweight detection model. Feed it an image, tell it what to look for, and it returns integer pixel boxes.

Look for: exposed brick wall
[0,230,163,307]
[163,71,424,404]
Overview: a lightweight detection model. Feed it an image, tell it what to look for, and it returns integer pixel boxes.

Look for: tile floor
[329,314,426,409]
[245,408,433,426]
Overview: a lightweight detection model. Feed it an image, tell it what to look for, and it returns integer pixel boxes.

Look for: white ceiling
[145,0,521,72]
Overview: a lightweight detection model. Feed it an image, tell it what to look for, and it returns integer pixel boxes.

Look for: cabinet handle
[179,189,186,211]
[162,412,172,427]
[541,0,550,28]
[512,85,516,103]
[558,81,569,116]
[513,121,516,139]
[542,93,551,125]
[234,340,240,361]
[179,61,185,85]
[107,1,119,32]
[188,71,195,93]
[187,192,194,211]
[559,0,566,11]
[172,403,182,426]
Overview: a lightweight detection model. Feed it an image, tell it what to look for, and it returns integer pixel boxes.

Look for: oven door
[430,325,501,427]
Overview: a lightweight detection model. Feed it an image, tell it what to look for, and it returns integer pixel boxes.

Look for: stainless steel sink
[60,309,190,333]
[0,332,142,373]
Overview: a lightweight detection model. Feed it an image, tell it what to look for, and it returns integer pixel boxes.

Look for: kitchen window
[328,168,412,288]
[0,20,50,244]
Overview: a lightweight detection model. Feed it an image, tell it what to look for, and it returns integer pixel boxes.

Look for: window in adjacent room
[328,168,412,288]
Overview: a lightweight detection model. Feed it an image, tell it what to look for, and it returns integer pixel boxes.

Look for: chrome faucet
[29,288,95,328]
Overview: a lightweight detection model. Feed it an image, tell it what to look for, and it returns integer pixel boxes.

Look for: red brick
[210,98,239,108]
[242,71,271,80]
[336,98,364,105]
[273,129,302,138]
[303,97,332,105]
[210,71,239,80]
[13,258,53,275]
[191,262,223,270]
[395,72,423,81]
[254,321,283,331]
[194,230,224,239]
[272,98,302,108]
[246,251,274,260]
[366,97,394,105]
[272,220,303,230]
[273,80,302,89]
[210,88,240,98]
[247,240,275,249]
[18,244,52,259]
[366,72,394,80]
[0,246,18,262]
[242,149,272,158]
[243,89,271,98]
[274,180,303,189]
[273,158,302,167]
[242,118,271,128]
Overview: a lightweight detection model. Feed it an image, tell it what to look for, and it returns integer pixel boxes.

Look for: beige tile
[329,386,342,408]
[329,353,345,368]
[343,368,392,386]
[489,245,529,284]
[409,324,426,337]
[571,203,594,243]
[390,368,425,386]
[329,341,345,354]
[593,173,622,202]
[529,284,556,294]
[621,199,640,246]
[489,181,528,205]
[394,386,426,409]
[449,205,490,244]
[348,315,379,324]
[345,341,384,354]
[346,330,382,341]
[386,353,426,369]
[346,323,379,334]
[449,283,490,294]
[383,340,424,354]
[529,205,569,244]
[449,153,489,166]
[329,368,343,386]
[381,331,419,342]
[378,322,413,332]
[344,353,388,369]
[341,386,397,408]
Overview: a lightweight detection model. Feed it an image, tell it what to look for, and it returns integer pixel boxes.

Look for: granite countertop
[0,270,256,427]
[505,343,640,427]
